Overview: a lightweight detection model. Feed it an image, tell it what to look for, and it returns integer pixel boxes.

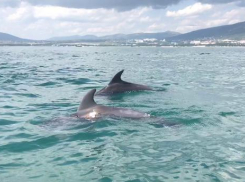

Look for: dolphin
[75,89,150,119]
[96,70,152,95]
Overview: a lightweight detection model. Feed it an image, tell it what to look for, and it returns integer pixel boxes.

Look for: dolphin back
[76,89,151,119]
[96,70,152,95]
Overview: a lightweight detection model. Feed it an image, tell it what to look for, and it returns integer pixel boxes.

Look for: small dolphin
[76,89,150,119]
[96,70,152,95]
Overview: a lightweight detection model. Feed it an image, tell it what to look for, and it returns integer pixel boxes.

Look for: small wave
[14,93,40,98]
[36,81,59,86]
[58,78,92,85]
[0,135,60,153]
[218,111,236,117]
[0,119,18,126]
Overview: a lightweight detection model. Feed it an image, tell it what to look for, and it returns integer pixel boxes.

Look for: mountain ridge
[168,21,245,41]
[0,32,31,42]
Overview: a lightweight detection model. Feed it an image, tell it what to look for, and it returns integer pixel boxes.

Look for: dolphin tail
[78,89,97,111]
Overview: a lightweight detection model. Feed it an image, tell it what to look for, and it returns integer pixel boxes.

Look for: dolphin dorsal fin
[78,89,97,111]
[109,70,125,85]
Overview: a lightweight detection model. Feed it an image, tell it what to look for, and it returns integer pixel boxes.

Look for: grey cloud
[0,0,21,7]
[0,0,244,10]
[199,0,236,3]
[237,0,245,6]
[1,0,182,10]
[198,0,245,6]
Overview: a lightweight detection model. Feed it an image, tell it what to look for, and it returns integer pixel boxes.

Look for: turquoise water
[1,46,245,181]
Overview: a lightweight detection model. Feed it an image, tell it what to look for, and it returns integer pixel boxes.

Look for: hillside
[0,32,30,42]
[101,31,180,40]
[168,21,245,41]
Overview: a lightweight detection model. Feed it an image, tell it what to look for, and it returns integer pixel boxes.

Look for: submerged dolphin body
[76,89,150,119]
[96,70,152,95]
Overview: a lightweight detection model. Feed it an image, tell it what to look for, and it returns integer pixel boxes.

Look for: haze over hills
[49,35,98,41]
[168,21,245,41]
[0,32,31,42]
[101,31,180,40]
[48,31,180,41]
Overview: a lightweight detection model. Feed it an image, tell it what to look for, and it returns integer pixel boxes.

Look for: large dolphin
[96,70,152,95]
[75,89,150,119]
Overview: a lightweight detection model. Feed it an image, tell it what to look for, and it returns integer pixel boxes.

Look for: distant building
[134,39,144,43]
[239,40,245,44]
[143,38,157,42]
[190,40,201,45]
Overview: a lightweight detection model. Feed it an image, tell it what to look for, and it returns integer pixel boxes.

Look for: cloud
[199,0,236,3]
[0,0,245,39]
[166,3,212,17]
[0,0,21,7]
[147,23,166,32]
[198,0,245,6]
[0,0,244,11]
[239,1,245,6]
[174,6,245,33]
[0,3,159,39]
[0,0,182,11]
[32,6,110,23]
[6,3,33,21]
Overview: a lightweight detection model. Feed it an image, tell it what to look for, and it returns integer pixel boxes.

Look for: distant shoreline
[1,44,245,47]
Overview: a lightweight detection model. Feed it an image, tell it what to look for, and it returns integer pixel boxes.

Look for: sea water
[0,46,245,181]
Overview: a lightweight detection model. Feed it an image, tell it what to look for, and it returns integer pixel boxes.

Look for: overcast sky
[0,0,244,40]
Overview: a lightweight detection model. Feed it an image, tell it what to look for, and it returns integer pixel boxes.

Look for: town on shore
[1,38,245,47]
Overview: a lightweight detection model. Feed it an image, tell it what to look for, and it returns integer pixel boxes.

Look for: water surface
[1,46,245,181]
